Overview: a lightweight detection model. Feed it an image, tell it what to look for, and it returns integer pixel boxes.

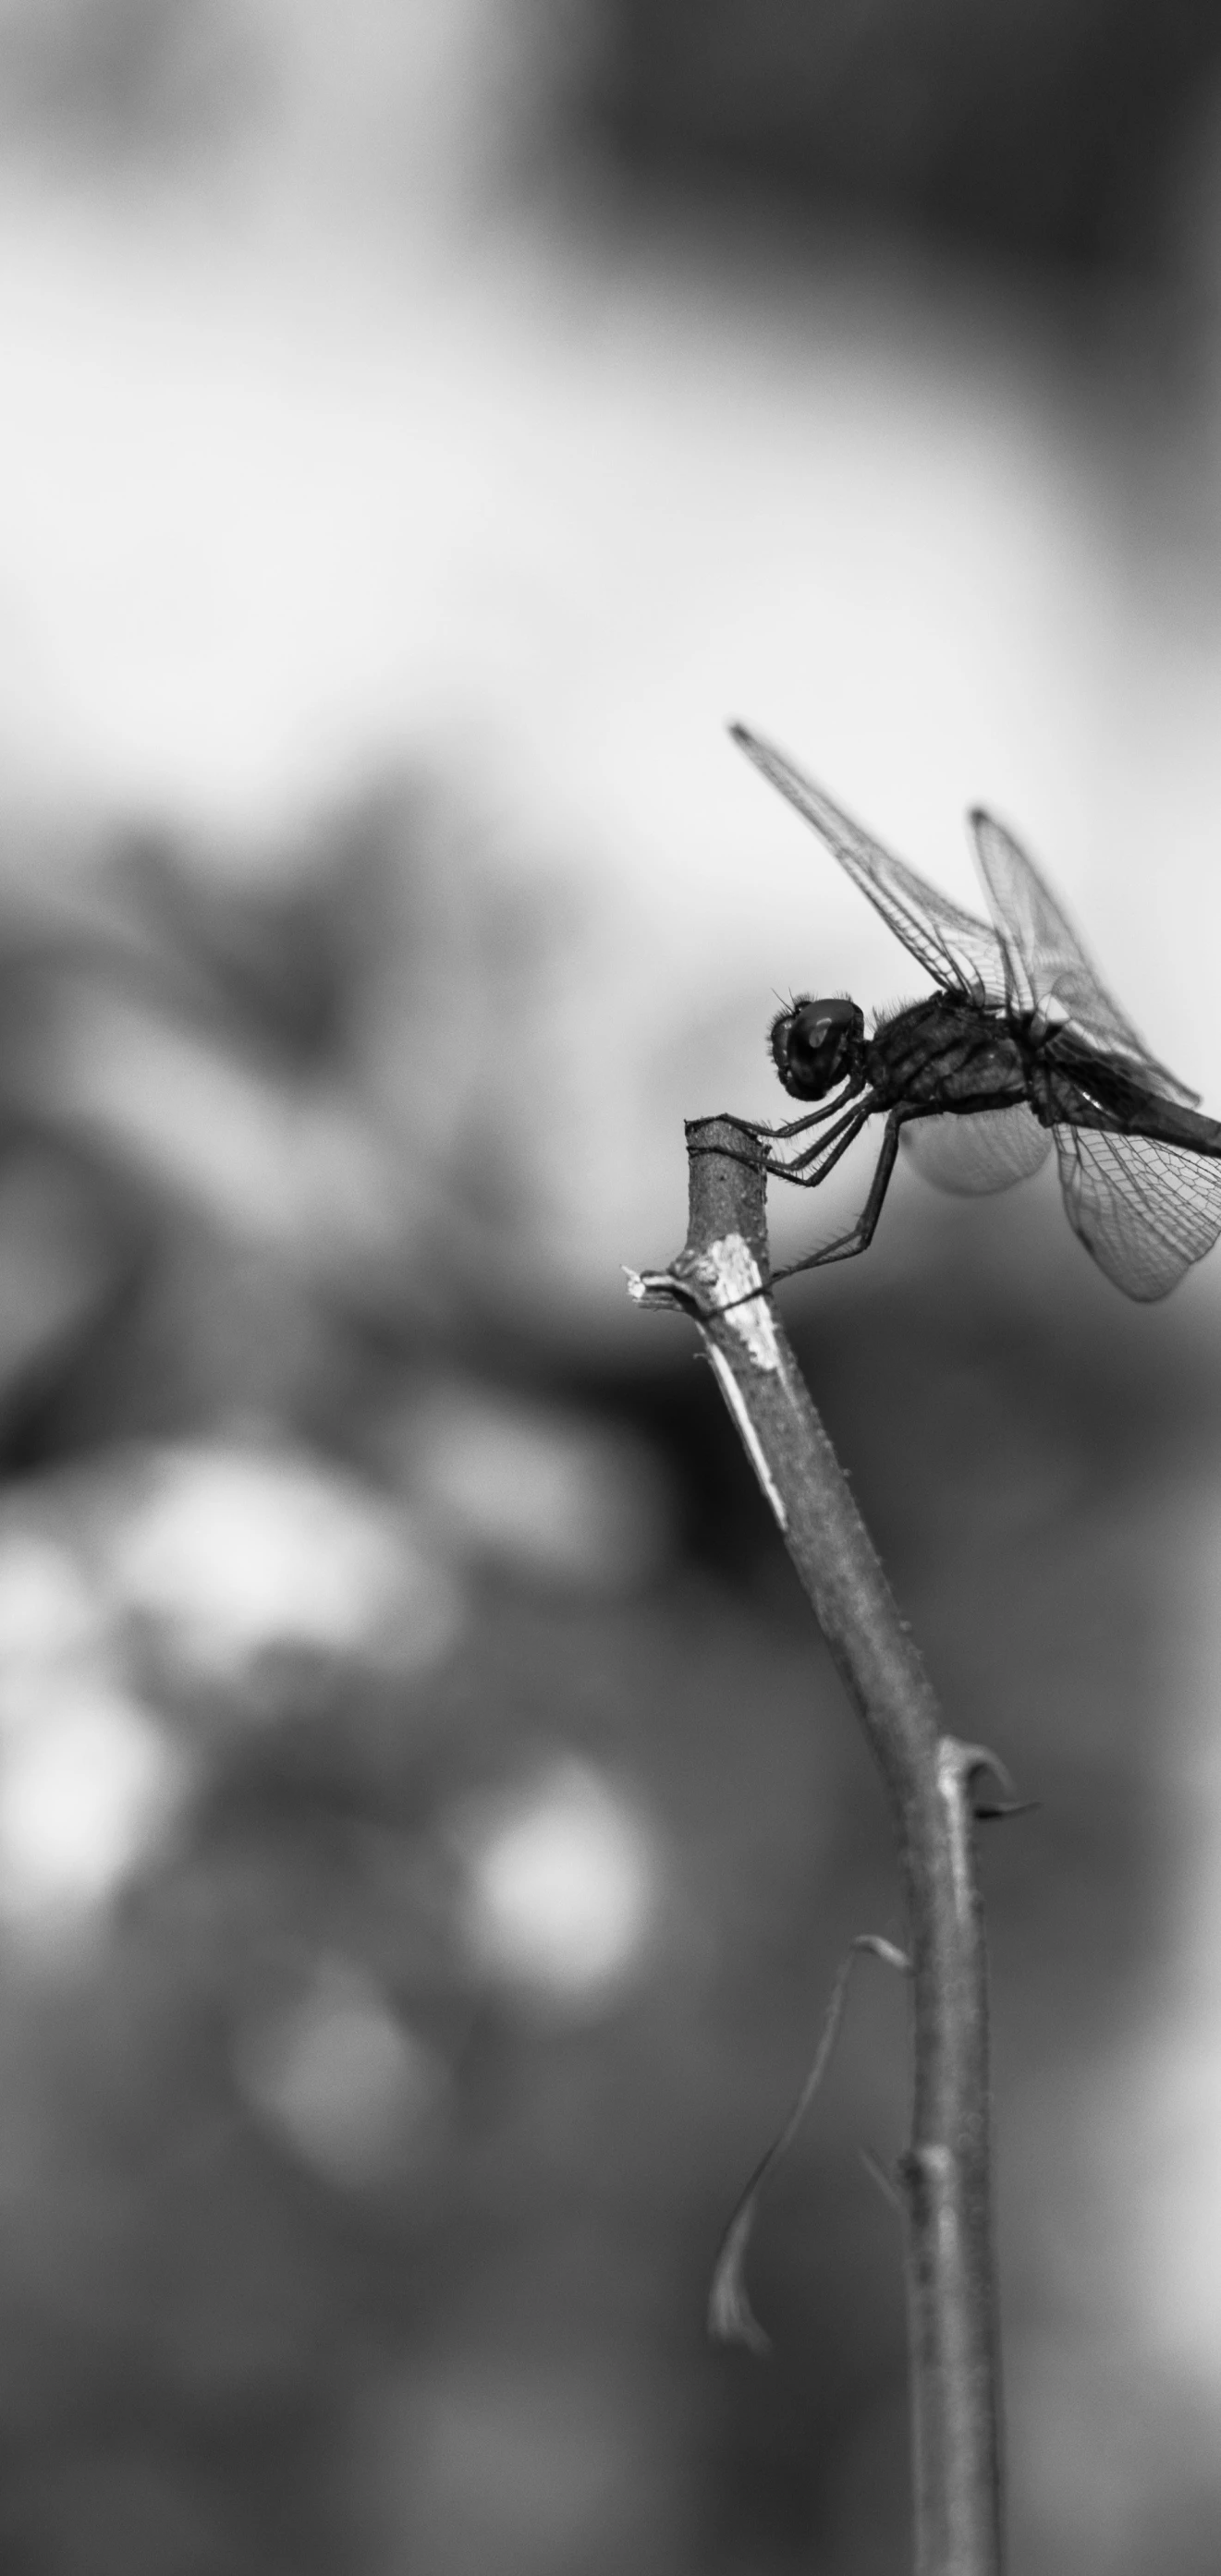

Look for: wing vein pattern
[733,728,1009,1007]
[971,809,1199,1105]
[1054,1125,1221,1300]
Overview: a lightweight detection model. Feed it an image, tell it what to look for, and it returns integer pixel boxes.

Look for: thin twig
[629,1114,1005,2576]
[709,1931,910,2356]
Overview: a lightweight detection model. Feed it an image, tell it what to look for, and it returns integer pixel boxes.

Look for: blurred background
[1,5,1221,2570]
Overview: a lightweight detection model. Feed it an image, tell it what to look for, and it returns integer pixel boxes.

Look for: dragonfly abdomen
[1034,1053,1221,1154]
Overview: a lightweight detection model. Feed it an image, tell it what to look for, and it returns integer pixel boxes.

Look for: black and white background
[0,7,1217,2570]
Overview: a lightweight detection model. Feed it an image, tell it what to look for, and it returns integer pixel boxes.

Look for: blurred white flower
[105,1437,462,1688]
[457,1757,657,2014]
[0,1517,191,1938]
[400,1383,672,1592]
[233,1952,446,2188]
[0,1677,190,1935]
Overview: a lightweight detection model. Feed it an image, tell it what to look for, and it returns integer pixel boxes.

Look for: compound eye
[770,996,860,1100]
[793,1004,844,1047]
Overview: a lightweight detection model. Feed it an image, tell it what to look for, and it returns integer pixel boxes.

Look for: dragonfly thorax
[770,995,866,1100]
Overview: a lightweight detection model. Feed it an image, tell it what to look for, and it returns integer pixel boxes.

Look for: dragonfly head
[770,995,866,1100]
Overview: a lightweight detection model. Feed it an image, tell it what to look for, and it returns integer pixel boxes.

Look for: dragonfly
[732,723,1221,1300]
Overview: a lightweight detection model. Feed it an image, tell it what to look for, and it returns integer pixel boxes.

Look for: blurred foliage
[3,0,1220,273]
[578,0,1221,270]
[0,772,1212,2570]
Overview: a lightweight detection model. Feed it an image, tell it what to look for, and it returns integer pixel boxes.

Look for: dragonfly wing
[733,725,1009,1006]
[902,1103,1053,1197]
[1054,1124,1221,1300]
[971,810,1199,1107]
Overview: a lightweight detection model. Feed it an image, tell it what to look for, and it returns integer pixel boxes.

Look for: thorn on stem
[942,1738,1017,1804]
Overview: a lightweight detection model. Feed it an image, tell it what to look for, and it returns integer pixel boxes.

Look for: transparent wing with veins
[969,809,1199,1107]
[1054,1124,1221,1300]
[731,724,1009,1009]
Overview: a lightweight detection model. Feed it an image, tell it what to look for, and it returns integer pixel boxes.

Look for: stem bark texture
[630,1114,1004,2576]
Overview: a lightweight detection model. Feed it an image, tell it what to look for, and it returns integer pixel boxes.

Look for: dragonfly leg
[777,1100,873,1177]
[693,1102,869,1186]
[768,1093,862,1144]
[769,1112,905,1282]
[704,1097,861,1151]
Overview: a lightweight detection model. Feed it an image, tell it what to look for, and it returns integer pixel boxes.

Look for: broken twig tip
[623,1263,690,1314]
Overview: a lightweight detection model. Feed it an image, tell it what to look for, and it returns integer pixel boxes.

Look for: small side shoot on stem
[707,1929,911,2359]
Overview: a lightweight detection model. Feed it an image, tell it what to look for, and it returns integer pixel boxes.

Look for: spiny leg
[706,1104,878,1313]
[690,1095,865,1152]
[769,1091,865,1144]
[688,1097,871,1187]
[779,1099,874,1178]
[767,1101,873,1189]
[770,1112,907,1283]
